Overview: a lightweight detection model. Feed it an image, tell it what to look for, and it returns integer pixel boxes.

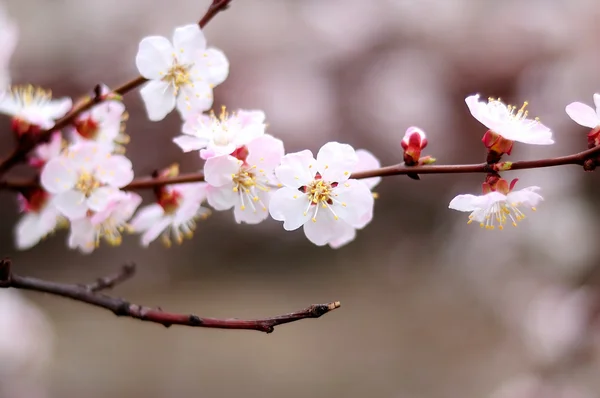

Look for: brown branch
[81,263,136,293]
[0,259,340,333]
[0,0,233,179]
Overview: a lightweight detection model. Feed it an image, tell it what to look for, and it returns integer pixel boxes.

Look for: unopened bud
[401,126,428,165]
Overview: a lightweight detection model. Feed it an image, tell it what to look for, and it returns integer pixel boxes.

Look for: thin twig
[2,141,599,192]
[81,263,136,293]
[0,0,234,178]
[0,259,340,333]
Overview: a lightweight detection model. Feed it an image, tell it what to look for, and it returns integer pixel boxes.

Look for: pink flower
[40,142,134,220]
[29,131,63,168]
[449,178,543,230]
[401,126,428,164]
[68,192,141,253]
[204,134,284,224]
[269,142,374,246]
[174,108,266,160]
[465,94,554,145]
[129,183,210,247]
[328,149,380,249]
[565,93,600,129]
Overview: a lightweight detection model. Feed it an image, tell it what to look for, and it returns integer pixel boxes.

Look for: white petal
[465,94,492,130]
[204,155,240,187]
[246,134,284,173]
[303,210,346,246]
[68,218,96,253]
[55,190,88,220]
[331,180,374,227]
[66,142,106,169]
[15,213,43,250]
[507,186,543,207]
[130,203,164,232]
[97,155,134,187]
[594,94,600,117]
[173,135,208,152]
[43,97,72,120]
[0,94,19,116]
[135,36,173,79]
[355,149,381,189]
[41,158,76,193]
[87,186,118,212]
[234,191,270,225]
[141,217,172,246]
[565,102,599,128]
[176,80,214,115]
[140,80,176,121]
[173,24,207,63]
[204,48,229,85]
[275,150,316,188]
[237,109,266,126]
[269,187,310,231]
[448,194,479,212]
[316,142,358,183]
[206,184,237,210]
[328,222,357,249]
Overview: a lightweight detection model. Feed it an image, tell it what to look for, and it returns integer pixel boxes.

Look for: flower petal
[355,149,381,189]
[275,150,315,188]
[87,186,118,212]
[594,94,600,117]
[175,80,214,116]
[233,191,270,224]
[136,36,173,79]
[97,155,134,187]
[316,142,358,183]
[55,190,88,220]
[130,203,164,232]
[41,158,77,193]
[173,135,208,152]
[565,102,599,128]
[246,134,284,173]
[448,194,480,212]
[206,184,237,211]
[141,217,173,246]
[15,213,43,250]
[331,179,374,227]
[140,80,176,121]
[204,48,229,85]
[269,187,310,231]
[303,210,347,246]
[204,155,241,187]
[507,186,543,207]
[327,222,357,249]
[172,25,206,63]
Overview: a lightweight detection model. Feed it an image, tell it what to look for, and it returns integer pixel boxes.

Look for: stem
[0,259,339,333]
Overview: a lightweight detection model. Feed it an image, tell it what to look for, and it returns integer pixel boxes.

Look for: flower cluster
[2,14,600,252]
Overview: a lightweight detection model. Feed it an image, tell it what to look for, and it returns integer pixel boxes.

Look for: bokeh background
[2,0,600,397]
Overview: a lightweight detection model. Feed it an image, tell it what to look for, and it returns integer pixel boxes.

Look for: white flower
[204,134,284,224]
[174,107,266,159]
[40,142,134,220]
[465,94,554,145]
[449,180,543,230]
[327,149,381,249]
[68,192,141,253]
[129,183,210,247]
[29,131,63,168]
[0,4,17,90]
[0,86,72,130]
[14,189,63,250]
[565,93,600,129]
[72,89,128,152]
[135,24,229,121]
[269,142,374,246]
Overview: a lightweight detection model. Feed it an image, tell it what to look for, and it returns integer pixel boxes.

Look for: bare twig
[0,259,340,333]
[81,263,136,293]
[0,0,234,179]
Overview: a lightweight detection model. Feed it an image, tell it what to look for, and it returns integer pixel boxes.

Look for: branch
[0,259,340,333]
[0,0,234,178]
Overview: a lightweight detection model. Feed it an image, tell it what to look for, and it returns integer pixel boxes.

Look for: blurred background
[1,0,600,397]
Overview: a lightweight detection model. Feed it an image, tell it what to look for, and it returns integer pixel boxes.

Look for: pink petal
[87,186,118,212]
[331,179,374,227]
[97,155,133,187]
[173,135,208,152]
[41,158,76,193]
[269,187,310,231]
[316,142,358,183]
[565,102,599,128]
[141,217,172,247]
[355,149,381,189]
[275,150,315,188]
[204,155,240,187]
[246,135,284,173]
[206,184,237,210]
[130,204,164,232]
[55,190,87,220]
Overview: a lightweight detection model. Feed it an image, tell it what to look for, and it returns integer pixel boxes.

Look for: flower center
[469,200,535,230]
[75,117,100,140]
[75,172,100,197]
[158,189,183,215]
[9,85,52,107]
[299,177,343,222]
[208,106,240,147]
[232,166,270,212]
[162,57,193,96]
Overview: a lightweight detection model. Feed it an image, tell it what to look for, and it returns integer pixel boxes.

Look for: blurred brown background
[2,0,600,397]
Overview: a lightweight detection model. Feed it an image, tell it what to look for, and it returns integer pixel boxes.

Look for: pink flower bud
[401,126,428,165]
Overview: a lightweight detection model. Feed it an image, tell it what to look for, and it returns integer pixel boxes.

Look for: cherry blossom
[68,192,141,253]
[40,142,134,220]
[465,94,554,145]
[29,131,63,168]
[269,142,374,246]
[565,93,600,129]
[449,178,543,230]
[14,189,63,250]
[0,85,72,133]
[129,183,210,247]
[328,149,381,249]
[174,107,266,159]
[204,134,284,224]
[71,94,129,152]
[135,24,229,121]
[0,4,17,90]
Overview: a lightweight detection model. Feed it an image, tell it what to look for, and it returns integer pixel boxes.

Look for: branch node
[188,315,203,326]
[113,301,131,317]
